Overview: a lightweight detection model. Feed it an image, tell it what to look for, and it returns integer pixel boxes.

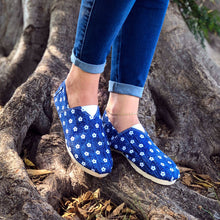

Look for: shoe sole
[66,145,109,178]
[112,149,176,185]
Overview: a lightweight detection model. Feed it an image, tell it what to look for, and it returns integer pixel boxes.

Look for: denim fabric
[71,0,169,97]
[108,80,144,98]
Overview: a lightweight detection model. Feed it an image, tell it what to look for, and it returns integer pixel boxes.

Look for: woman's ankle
[106,113,140,133]
[65,64,100,108]
[106,93,140,133]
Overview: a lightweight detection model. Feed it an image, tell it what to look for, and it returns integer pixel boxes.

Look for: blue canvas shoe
[102,111,180,185]
[54,81,113,177]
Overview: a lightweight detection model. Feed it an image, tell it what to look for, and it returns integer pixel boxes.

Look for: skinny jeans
[71,0,170,98]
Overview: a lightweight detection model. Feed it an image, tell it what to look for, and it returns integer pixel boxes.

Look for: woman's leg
[55,0,141,177]
[66,0,136,108]
[106,0,170,132]
[103,0,180,185]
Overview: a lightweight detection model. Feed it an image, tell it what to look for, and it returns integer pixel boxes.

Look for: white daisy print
[151,166,156,171]
[160,171,166,177]
[106,149,110,154]
[84,152,89,156]
[161,163,165,166]
[98,141,102,146]
[96,150,100,155]
[122,146,126,151]
[149,149,154,153]
[75,144,80,149]
[81,161,86,166]
[95,123,99,128]
[158,156,162,159]
[170,168,174,172]
[84,125,89,130]
[148,141,152,145]
[132,158,136,162]
[64,111,67,116]
[87,143,91,147]
[114,145,118,149]
[120,137,125,142]
[70,136,75,141]
[101,167,106,172]
[149,157,154,161]
[140,134,144,138]
[73,127,78,132]
[78,117,83,122]
[130,140,135,144]
[92,133,97,138]
[66,129,69,134]
[140,152,145,156]
[81,134,85,139]
[92,159,97,164]
[129,131,134,135]
[129,150,134,154]
[139,144,143,148]
[140,162,144,167]
[74,154,78,159]
[103,158,108,163]
[71,109,75,114]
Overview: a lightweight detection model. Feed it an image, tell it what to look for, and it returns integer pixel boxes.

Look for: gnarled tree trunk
[0,0,219,219]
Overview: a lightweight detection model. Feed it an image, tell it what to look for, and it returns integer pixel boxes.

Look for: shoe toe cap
[159,160,180,182]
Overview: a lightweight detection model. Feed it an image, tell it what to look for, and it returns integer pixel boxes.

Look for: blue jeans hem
[71,52,106,74]
[108,81,144,98]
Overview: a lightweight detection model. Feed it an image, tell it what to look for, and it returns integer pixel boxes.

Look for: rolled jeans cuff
[71,52,106,74]
[108,80,144,98]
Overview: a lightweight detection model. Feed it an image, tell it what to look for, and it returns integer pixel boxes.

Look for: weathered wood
[0,0,219,219]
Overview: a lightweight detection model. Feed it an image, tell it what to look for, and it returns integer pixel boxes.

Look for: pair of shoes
[54,81,113,178]
[102,111,180,185]
[54,80,180,184]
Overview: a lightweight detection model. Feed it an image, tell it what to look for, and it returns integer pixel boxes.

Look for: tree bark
[0,0,219,219]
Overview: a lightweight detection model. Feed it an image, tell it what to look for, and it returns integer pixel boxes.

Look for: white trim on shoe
[66,145,109,178]
[128,160,176,185]
[112,149,176,185]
